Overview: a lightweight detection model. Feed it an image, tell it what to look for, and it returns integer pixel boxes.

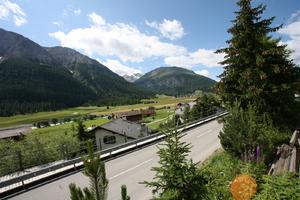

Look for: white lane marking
[196,129,212,138]
[109,158,153,180]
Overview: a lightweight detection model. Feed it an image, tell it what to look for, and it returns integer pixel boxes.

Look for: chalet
[88,119,151,150]
[114,108,155,122]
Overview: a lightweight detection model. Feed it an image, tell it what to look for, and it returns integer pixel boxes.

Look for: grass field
[31,117,111,138]
[0,95,194,128]
[145,108,175,130]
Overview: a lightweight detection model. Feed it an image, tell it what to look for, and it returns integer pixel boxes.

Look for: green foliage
[0,132,80,176]
[254,173,300,200]
[152,189,179,200]
[70,183,95,200]
[136,66,216,96]
[216,0,300,129]
[69,141,108,200]
[201,152,300,199]
[76,119,88,142]
[219,101,289,163]
[200,151,267,199]
[0,58,95,116]
[121,185,130,200]
[191,94,218,120]
[143,127,207,199]
[158,114,181,130]
[182,105,190,123]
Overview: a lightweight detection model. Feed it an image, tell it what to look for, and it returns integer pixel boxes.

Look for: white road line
[196,129,212,138]
[109,158,153,180]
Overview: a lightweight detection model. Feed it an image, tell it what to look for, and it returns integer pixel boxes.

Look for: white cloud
[0,0,27,26]
[52,21,63,27]
[146,19,185,40]
[196,69,210,77]
[74,9,81,16]
[13,15,26,26]
[0,5,9,19]
[279,19,300,64]
[100,59,142,76]
[50,13,187,62]
[88,12,105,26]
[288,10,300,22]
[164,48,225,69]
[63,5,81,16]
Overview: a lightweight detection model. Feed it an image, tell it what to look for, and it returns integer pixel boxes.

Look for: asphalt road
[10,119,223,200]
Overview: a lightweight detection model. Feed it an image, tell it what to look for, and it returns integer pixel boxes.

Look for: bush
[219,101,289,163]
[200,151,267,200]
[254,173,300,200]
[0,132,80,176]
[200,151,300,200]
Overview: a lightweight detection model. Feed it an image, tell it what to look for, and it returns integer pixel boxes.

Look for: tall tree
[216,0,300,128]
[69,141,108,200]
[143,127,206,199]
[76,119,88,141]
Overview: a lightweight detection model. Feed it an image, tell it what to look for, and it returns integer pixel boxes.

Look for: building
[88,119,151,150]
[0,126,31,140]
[175,102,196,116]
[114,108,156,122]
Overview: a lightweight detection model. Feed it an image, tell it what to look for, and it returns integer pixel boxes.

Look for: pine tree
[76,119,87,141]
[121,185,130,200]
[216,0,300,128]
[143,127,207,199]
[69,141,108,200]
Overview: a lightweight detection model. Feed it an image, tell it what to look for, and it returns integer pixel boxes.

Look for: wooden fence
[268,130,300,175]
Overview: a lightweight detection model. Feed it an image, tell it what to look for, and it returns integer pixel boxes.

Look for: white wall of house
[95,129,134,150]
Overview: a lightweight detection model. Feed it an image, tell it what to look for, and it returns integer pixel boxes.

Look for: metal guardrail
[0,111,228,196]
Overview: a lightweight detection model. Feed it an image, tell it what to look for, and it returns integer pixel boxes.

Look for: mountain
[135,67,216,96]
[45,47,151,104]
[0,28,151,116]
[123,73,143,82]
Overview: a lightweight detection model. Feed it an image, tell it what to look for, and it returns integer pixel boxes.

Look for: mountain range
[0,28,150,116]
[0,28,216,116]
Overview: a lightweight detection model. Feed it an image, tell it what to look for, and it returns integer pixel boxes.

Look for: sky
[0,0,299,80]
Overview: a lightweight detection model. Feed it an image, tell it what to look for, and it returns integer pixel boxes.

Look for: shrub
[219,101,289,163]
[200,151,267,199]
[254,173,300,200]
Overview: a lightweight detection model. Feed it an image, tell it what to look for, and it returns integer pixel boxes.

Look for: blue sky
[0,0,300,80]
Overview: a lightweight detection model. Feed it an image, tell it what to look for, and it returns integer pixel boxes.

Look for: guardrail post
[17,150,23,172]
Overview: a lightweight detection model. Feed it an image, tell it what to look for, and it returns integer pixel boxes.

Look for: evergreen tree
[121,185,130,200]
[69,141,108,200]
[216,0,300,128]
[219,101,288,163]
[182,105,190,123]
[76,119,88,141]
[143,127,207,199]
[191,94,217,120]
[69,183,95,200]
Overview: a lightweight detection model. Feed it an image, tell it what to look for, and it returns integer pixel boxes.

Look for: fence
[268,130,300,175]
[0,111,228,197]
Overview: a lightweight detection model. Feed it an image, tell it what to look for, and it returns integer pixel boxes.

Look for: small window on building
[103,135,116,144]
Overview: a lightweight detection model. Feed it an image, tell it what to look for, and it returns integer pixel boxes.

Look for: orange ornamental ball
[230,174,257,200]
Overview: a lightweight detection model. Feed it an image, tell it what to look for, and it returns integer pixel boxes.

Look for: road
[10,119,223,200]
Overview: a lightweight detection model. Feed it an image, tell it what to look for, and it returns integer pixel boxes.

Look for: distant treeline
[0,101,64,116]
